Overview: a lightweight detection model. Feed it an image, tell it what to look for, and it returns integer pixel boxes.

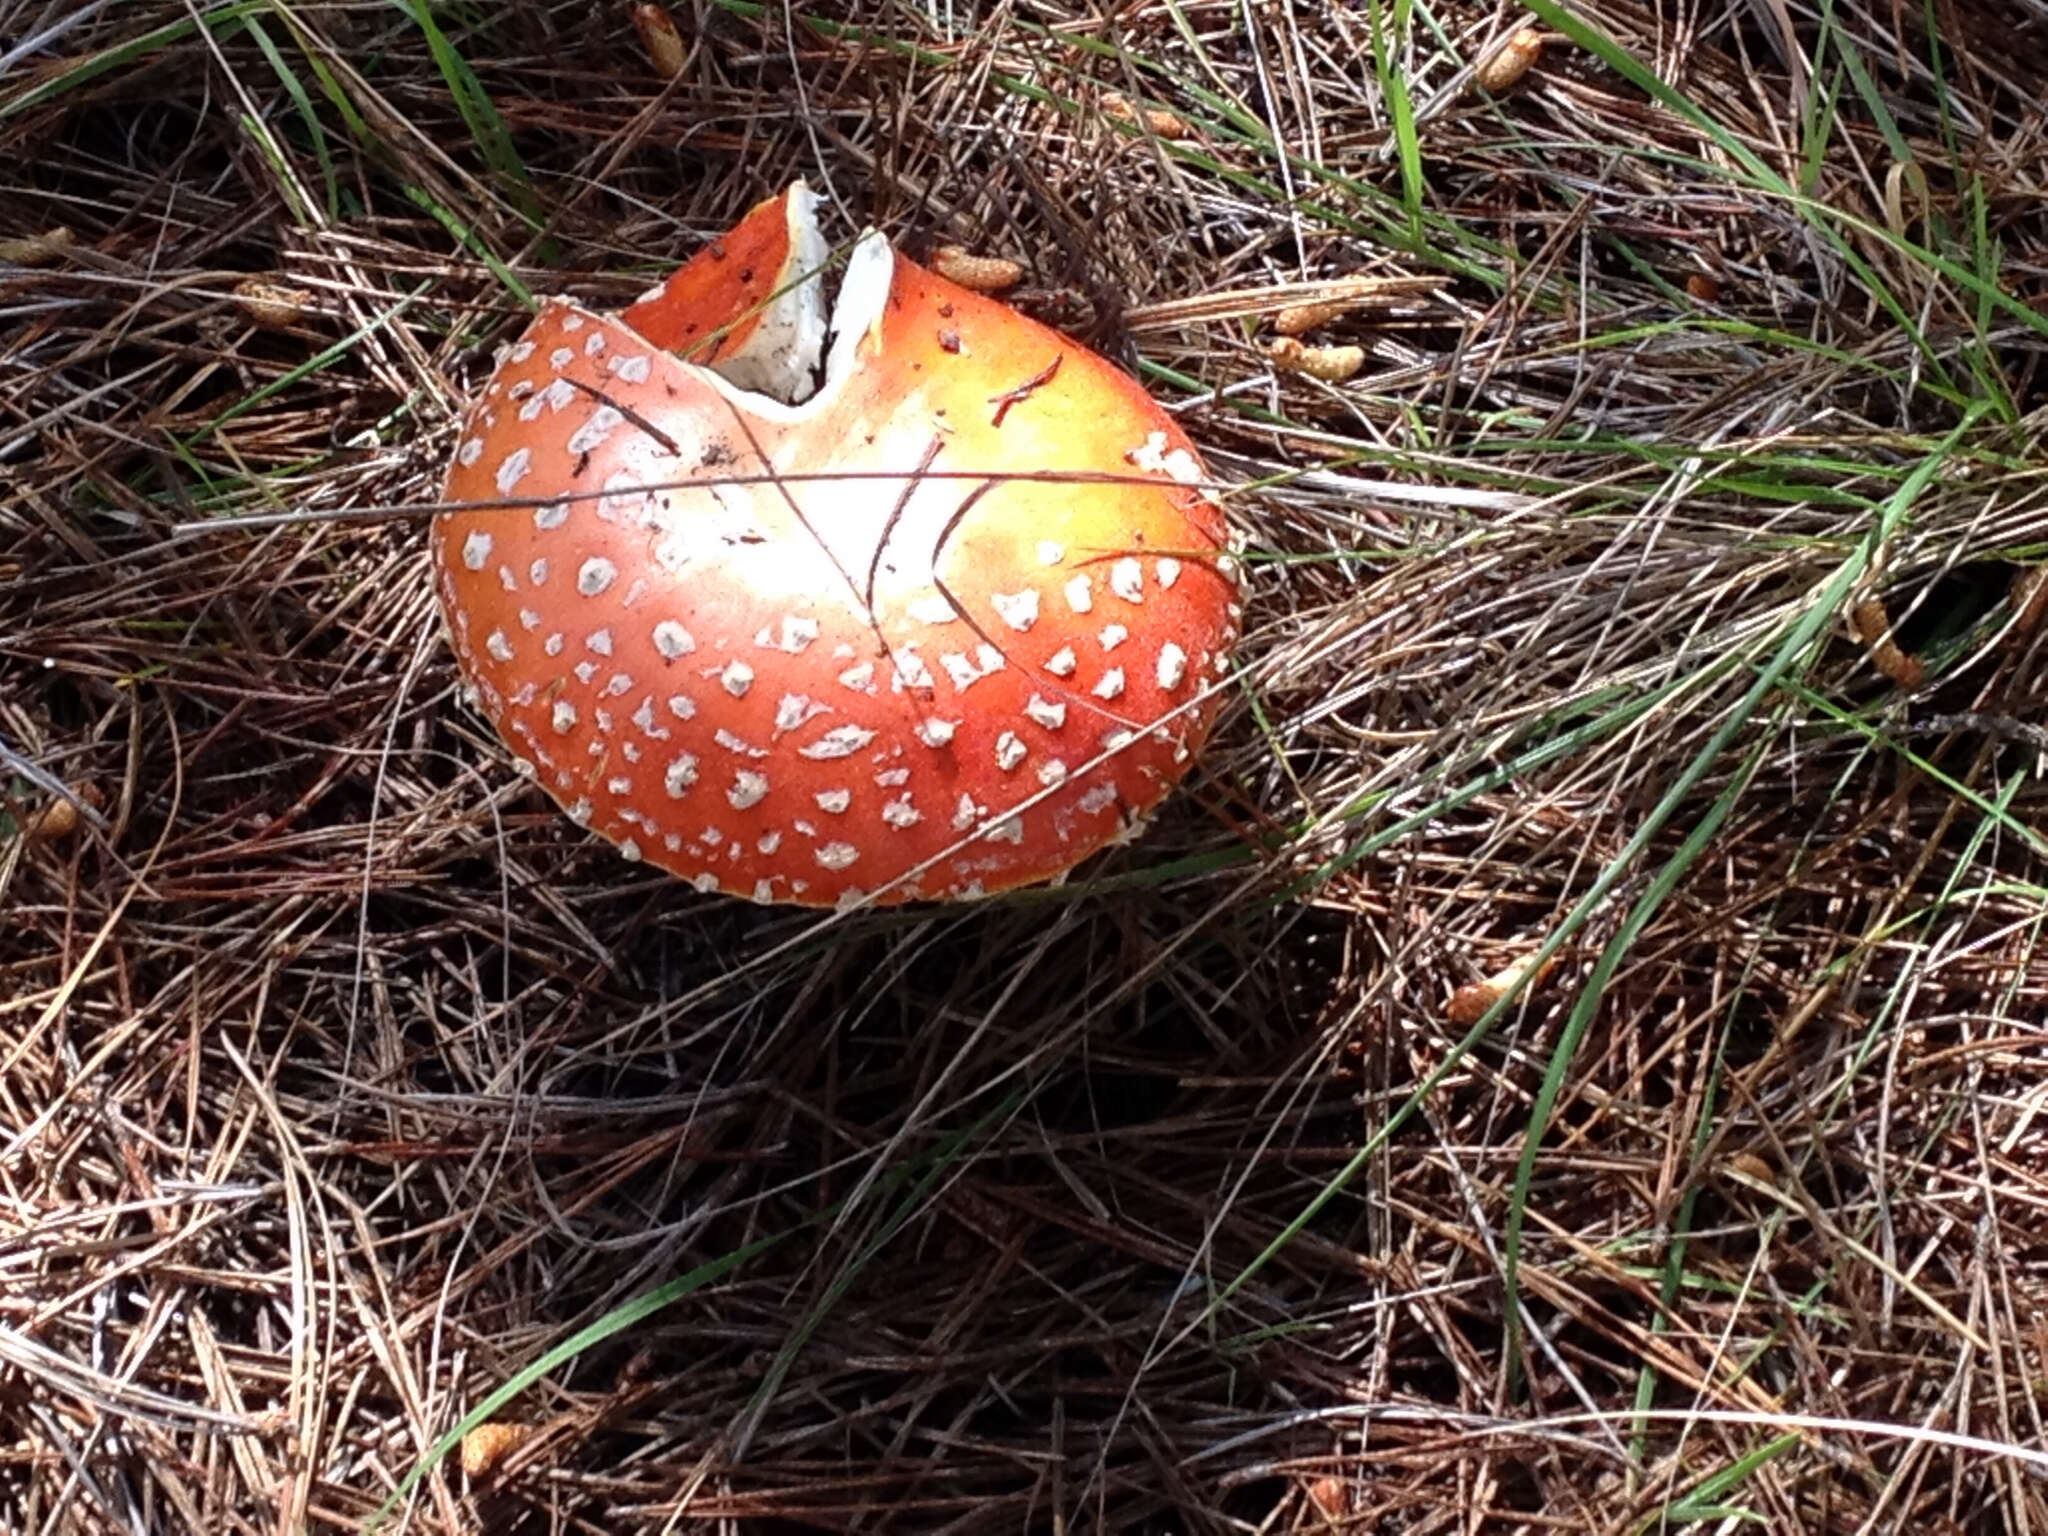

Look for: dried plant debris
[1474,26,1546,93]
[632,4,688,80]
[460,1421,532,1480]
[1101,91,1191,139]
[1848,593,1927,688]
[1272,290,1373,337]
[4,2,2048,1532]
[229,277,316,331]
[1267,335,1368,382]
[930,244,1025,292]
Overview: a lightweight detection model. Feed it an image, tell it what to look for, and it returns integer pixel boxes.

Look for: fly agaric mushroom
[433,182,1238,907]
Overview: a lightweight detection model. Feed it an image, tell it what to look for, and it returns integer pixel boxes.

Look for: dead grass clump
[5,1,2048,1531]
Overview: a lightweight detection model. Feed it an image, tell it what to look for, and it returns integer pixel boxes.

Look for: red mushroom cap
[434,185,1239,907]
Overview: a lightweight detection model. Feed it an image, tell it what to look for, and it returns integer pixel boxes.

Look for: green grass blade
[364,1227,789,1531]
[1499,404,1993,1381]
[246,11,339,222]
[0,1,264,119]
[384,0,539,224]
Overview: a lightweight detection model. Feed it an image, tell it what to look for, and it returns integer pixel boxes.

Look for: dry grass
[5,0,2048,1530]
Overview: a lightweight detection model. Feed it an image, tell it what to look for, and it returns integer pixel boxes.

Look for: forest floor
[5,0,2048,1530]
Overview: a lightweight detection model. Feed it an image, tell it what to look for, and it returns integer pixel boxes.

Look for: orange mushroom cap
[434,182,1239,907]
